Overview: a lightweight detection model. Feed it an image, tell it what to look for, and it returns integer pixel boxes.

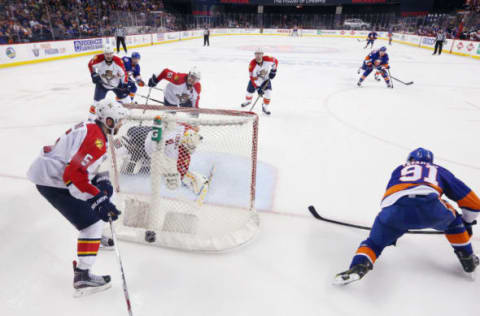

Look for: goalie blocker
[107,105,259,252]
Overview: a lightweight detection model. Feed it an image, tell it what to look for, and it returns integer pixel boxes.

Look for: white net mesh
[108,105,259,251]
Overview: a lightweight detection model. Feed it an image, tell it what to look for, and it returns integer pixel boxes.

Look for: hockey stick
[196,165,216,207]
[109,218,134,316]
[138,93,165,105]
[308,205,443,235]
[389,73,414,86]
[153,86,164,92]
[249,79,270,112]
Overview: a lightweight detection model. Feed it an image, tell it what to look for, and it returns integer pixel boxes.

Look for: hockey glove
[148,74,159,87]
[92,172,113,198]
[91,72,102,85]
[257,86,264,96]
[88,192,121,222]
[117,81,130,94]
[269,69,277,79]
[463,219,477,237]
[137,79,145,87]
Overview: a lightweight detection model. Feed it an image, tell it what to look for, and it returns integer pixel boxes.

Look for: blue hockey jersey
[381,161,480,222]
[122,56,141,79]
[365,50,389,68]
[367,32,378,40]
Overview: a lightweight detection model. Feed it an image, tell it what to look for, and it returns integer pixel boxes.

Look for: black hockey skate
[334,261,373,285]
[454,250,479,273]
[241,101,251,108]
[73,261,111,297]
[262,104,271,116]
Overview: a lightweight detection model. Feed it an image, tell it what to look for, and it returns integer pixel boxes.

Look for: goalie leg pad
[182,171,208,195]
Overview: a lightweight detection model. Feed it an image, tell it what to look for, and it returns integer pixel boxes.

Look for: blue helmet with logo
[379,46,387,52]
[407,147,434,163]
[131,52,141,60]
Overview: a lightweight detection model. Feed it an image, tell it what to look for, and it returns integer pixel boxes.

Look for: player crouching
[357,46,392,88]
[241,48,278,115]
[148,67,201,108]
[335,148,480,285]
[27,100,129,297]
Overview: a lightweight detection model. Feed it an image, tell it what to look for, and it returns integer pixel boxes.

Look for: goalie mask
[96,99,129,135]
[182,127,203,152]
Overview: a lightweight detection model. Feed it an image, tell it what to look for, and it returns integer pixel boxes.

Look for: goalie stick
[196,165,216,207]
[307,205,443,235]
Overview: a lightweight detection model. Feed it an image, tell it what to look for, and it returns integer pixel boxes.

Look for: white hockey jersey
[248,56,278,88]
[154,69,201,107]
[27,122,108,201]
[88,54,128,89]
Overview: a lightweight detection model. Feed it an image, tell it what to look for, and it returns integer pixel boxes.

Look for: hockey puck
[145,230,156,243]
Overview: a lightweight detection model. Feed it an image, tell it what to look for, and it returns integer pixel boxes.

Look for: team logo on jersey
[95,139,104,149]
[173,74,179,82]
[176,93,190,104]
[102,70,114,83]
[258,69,268,79]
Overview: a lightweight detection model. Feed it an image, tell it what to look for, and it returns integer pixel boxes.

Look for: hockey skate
[454,250,479,273]
[387,82,393,89]
[241,101,251,108]
[374,74,381,81]
[334,261,373,285]
[262,103,271,116]
[357,81,362,87]
[73,261,111,297]
[99,235,114,251]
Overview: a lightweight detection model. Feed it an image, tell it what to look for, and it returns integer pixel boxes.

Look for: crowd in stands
[1,0,480,45]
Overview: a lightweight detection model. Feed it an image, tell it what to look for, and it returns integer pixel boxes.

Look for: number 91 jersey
[381,162,480,218]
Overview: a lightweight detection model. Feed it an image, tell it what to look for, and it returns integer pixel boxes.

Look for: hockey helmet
[379,46,387,52]
[188,66,201,82]
[131,52,141,60]
[95,99,129,135]
[407,147,434,163]
[254,47,264,54]
[182,127,203,151]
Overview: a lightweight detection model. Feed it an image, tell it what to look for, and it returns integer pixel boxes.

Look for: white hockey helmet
[95,99,129,134]
[188,66,201,81]
[104,43,115,55]
[182,126,203,151]
[254,47,264,54]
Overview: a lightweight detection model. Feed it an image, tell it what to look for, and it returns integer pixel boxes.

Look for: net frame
[108,104,259,252]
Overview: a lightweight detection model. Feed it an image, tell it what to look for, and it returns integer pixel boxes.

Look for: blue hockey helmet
[379,46,387,52]
[407,147,434,163]
[131,52,141,60]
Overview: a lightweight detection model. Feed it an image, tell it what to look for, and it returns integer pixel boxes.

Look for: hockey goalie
[114,115,209,196]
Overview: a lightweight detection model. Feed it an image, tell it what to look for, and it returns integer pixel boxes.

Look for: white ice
[1,35,480,316]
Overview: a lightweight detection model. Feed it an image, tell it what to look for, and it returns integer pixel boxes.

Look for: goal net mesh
[107,105,259,251]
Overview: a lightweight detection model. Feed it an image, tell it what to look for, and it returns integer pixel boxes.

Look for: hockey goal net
[108,104,259,252]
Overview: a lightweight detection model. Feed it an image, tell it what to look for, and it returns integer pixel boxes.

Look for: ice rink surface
[2,35,480,316]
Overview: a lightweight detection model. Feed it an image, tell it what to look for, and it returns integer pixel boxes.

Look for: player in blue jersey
[121,52,145,102]
[335,148,480,285]
[357,46,392,88]
[364,30,378,49]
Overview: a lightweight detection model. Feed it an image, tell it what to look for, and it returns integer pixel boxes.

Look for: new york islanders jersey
[249,56,278,88]
[27,122,108,201]
[88,54,128,89]
[154,69,201,108]
[367,32,378,40]
[122,56,141,80]
[365,50,389,68]
[381,161,480,222]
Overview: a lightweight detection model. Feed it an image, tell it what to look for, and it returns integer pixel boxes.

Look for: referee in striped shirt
[433,30,446,55]
[115,25,127,54]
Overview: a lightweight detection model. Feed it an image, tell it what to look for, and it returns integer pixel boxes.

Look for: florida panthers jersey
[88,54,128,89]
[122,56,141,80]
[154,69,201,108]
[249,56,278,88]
[367,32,378,40]
[381,161,480,222]
[365,50,389,68]
[27,122,108,201]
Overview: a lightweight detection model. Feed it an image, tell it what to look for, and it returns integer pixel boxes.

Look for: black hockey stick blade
[308,205,442,235]
[390,76,414,86]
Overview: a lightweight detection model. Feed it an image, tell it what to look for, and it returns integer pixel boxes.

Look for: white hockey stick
[109,218,134,316]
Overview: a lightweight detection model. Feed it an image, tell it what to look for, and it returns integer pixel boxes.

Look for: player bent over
[241,48,278,115]
[114,118,208,196]
[122,52,145,103]
[148,67,201,108]
[88,44,129,117]
[27,100,129,296]
[357,46,392,88]
[335,148,480,285]
[364,30,378,49]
